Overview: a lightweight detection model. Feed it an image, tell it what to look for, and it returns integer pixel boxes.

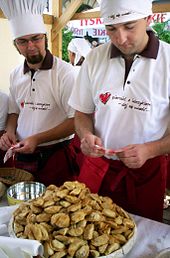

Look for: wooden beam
[71,3,170,20]
[0,9,4,18]
[51,0,84,42]
[153,3,170,13]
[0,2,170,25]
[51,0,62,57]
[71,11,100,20]
[0,9,53,24]
[43,14,54,25]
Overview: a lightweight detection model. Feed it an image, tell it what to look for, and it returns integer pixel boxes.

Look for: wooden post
[51,0,62,57]
[51,0,84,42]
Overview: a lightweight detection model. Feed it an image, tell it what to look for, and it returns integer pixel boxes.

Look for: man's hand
[80,134,153,168]
[14,136,39,154]
[116,143,151,168]
[0,132,16,151]
[80,134,105,157]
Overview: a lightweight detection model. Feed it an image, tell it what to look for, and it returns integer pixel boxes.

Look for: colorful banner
[67,13,170,39]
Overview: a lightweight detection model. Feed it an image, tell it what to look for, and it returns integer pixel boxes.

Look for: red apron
[0,149,14,167]
[12,141,75,186]
[166,154,170,189]
[68,134,85,179]
[78,155,167,222]
[0,150,6,167]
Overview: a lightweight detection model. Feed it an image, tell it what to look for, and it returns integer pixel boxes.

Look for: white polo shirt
[0,91,8,131]
[69,33,170,153]
[9,51,75,145]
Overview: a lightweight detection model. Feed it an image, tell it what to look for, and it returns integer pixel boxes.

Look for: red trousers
[78,155,167,222]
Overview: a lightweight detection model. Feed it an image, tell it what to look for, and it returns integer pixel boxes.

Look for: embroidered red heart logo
[21,101,24,108]
[99,92,111,104]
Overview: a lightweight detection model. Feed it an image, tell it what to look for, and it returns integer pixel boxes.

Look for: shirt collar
[110,31,159,60]
[23,49,53,74]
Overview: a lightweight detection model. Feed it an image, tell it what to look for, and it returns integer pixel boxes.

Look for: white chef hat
[100,0,153,25]
[68,38,91,66]
[0,0,47,39]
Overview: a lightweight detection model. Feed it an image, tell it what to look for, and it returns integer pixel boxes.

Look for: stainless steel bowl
[7,181,46,205]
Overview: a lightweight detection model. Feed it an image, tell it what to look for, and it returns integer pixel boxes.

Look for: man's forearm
[145,134,170,159]
[75,111,94,140]
[33,117,75,145]
[5,113,18,134]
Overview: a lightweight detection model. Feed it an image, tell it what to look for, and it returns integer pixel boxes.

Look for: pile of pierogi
[12,181,136,258]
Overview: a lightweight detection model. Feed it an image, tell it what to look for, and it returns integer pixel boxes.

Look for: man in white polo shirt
[69,0,170,222]
[0,91,8,137]
[0,0,76,186]
[0,91,8,167]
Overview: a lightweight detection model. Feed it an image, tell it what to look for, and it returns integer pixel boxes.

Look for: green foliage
[62,27,73,62]
[152,20,170,43]
[76,4,92,13]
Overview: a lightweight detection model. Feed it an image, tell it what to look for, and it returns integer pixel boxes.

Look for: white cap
[100,0,153,25]
[0,0,47,39]
[68,38,91,66]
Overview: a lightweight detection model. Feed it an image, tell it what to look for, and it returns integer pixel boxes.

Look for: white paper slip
[3,143,20,163]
